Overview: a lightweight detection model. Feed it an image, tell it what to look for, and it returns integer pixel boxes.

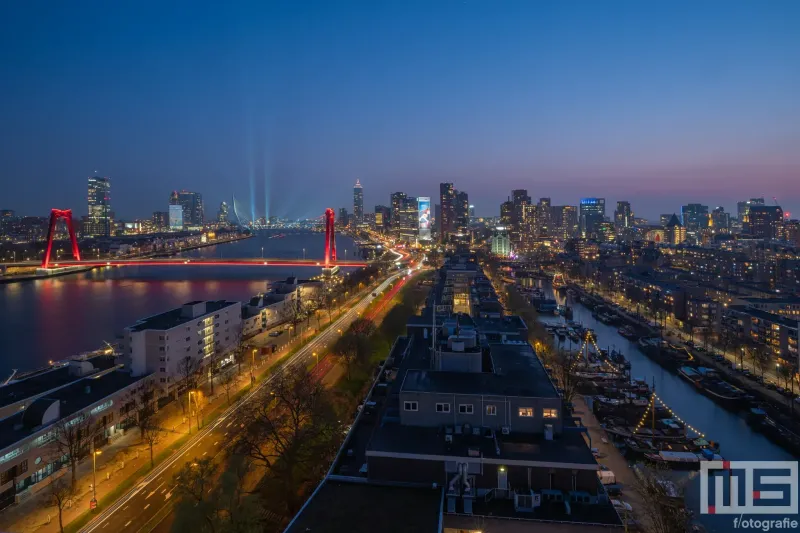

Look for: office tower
[784,219,800,245]
[417,198,431,240]
[353,179,364,223]
[748,206,783,239]
[217,201,229,223]
[552,205,578,239]
[390,192,407,234]
[614,201,633,229]
[170,190,203,226]
[710,206,730,233]
[86,176,112,236]
[665,214,686,244]
[737,197,766,220]
[168,204,183,231]
[579,198,605,238]
[455,191,469,234]
[491,226,511,257]
[680,203,709,232]
[439,183,455,242]
[434,204,441,228]
[396,196,418,242]
[660,214,673,227]
[374,205,390,232]
[152,211,169,231]
[469,204,475,220]
[508,189,530,246]
[500,200,513,227]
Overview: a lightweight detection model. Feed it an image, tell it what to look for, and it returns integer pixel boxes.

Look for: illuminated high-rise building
[748,205,783,240]
[86,176,112,236]
[439,183,455,242]
[455,191,469,235]
[680,203,709,232]
[614,201,633,229]
[217,201,229,223]
[171,190,204,226]
[353,179,364,223]
[579,198,605,238]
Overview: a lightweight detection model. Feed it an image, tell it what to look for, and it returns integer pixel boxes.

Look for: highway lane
[80,271,405,533]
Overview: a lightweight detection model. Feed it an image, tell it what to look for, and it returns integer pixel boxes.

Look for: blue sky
[1,0,798,220]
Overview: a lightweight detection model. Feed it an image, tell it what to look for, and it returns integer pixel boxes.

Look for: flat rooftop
[286,480,442,533]
[128,300,238,332]
[401,342,558,398]
[0,355,117,409]
[0,369,143,451]
[368,422,597,468]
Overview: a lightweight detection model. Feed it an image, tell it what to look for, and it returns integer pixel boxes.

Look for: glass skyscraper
[86,176,112,236]
[353,179,364,223]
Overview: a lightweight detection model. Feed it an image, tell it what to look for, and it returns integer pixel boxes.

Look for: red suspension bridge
[36,208,367,269]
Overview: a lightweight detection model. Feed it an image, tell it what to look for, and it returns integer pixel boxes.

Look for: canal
[537,286,795,532]
[0,231,357,376]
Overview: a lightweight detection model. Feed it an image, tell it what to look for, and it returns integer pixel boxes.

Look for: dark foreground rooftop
[286,480,442,533]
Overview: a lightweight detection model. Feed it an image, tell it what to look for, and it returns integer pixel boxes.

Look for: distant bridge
[38,207,358,269]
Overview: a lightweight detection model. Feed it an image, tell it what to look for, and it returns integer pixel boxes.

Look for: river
[0,231,357,376]
[536,285,796,532]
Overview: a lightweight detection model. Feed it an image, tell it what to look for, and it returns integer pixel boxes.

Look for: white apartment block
[120,300,242,392]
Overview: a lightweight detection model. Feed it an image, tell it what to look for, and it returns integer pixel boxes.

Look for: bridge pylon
[42,209,81,268]
[324,208,337,267]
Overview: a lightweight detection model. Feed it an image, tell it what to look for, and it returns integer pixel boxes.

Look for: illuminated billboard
[418,197,431,240]
[169,204,183,231]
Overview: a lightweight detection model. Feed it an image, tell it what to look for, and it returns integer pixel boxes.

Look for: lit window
[459,404,474,414]
[486,405,497,416]
[436,403,450,413]
[403,401,418,412]
[518,407,533,417]
[543,408,558,419]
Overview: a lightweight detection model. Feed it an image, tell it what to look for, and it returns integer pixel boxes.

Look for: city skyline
[1,1,798,219]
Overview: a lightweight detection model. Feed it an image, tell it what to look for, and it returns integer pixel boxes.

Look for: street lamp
[251,348,257,384]
[313,351,319,366]
[303,248,306,260]
[261,246,264,259]
[92,446,102,503]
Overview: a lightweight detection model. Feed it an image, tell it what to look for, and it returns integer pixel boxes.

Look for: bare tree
[334,318,376,380]
[632,464,693,533]
[141,418,166,468]
[547,349,580,404]
[218,366,237,405]
[131,377,157,443]
[172,456,265,533]
[53,414,100,490]
[49,476,75,533]
[233,366,340,514]
[177,356,201,414]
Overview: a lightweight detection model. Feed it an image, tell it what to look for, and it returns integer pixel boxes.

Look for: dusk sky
[1,0,798,221]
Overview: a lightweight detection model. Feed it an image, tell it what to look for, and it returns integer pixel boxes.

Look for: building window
[518,407,534,417]
[459,404,474,415]
[543,408,558,419]
[158,347,165,352]
[160,368,166,373]
[436,403,450,413]
[486,405,497,416]
[403,401,418,412]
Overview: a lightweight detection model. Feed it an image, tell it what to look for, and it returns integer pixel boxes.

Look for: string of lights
[633,392,655,434]
[653,393,706,438]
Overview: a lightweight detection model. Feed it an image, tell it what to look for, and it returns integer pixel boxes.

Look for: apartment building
[120,300,241,393]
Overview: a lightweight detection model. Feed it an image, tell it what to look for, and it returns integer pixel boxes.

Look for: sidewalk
[0,284,376,533]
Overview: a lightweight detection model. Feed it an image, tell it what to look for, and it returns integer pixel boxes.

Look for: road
[79,271,405,533]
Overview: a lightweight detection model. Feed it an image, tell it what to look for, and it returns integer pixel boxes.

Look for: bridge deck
[40,258,368,268]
